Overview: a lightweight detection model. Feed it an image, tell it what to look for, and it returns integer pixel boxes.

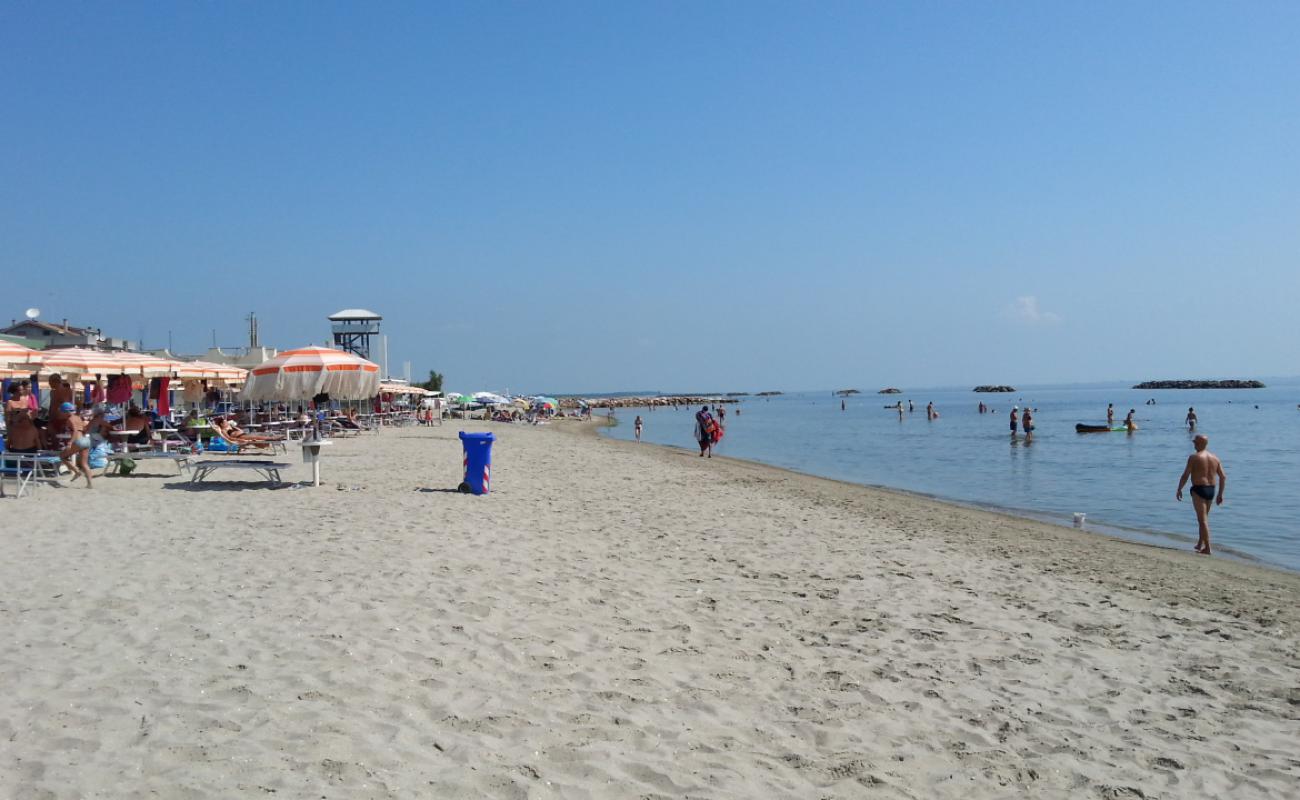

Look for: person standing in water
[1009,406,1019,436]
[1185,407,1198,430]
[1107,403,1115,426]
[1022,407,1034,440]
[1177,434,1225,555]
[1125,409,1138,432]
[634,415,643,442]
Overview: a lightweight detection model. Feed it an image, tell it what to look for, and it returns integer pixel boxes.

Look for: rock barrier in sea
[561,395,741,409]
[973,385,1016,393]
[1132,379,1265,389]
[878,387,902,394]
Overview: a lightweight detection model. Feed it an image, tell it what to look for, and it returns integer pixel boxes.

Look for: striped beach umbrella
[0,340,43,369]
[175,360,249,381]
[33,347,135,375]
[240,346,380,401]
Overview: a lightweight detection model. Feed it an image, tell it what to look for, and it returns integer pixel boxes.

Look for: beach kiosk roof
[327,309,382,321]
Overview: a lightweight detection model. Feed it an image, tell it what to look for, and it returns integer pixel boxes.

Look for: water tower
[329,309,382,359]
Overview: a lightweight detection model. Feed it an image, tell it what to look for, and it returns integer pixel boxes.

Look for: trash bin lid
[458,432,496,442]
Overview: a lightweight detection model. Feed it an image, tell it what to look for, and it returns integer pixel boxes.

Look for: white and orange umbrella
[0,340,44,369]
[35,348,181,378]
[33,347,133,376]
[101,351,185,377]
[175,360,249,381]
[239,346,380,401]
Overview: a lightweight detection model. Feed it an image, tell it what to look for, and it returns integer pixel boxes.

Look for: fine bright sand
[2,421,1298,799]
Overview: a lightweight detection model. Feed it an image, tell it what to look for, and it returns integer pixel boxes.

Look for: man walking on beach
[694,405,715,458]
[1176,435,1226,555]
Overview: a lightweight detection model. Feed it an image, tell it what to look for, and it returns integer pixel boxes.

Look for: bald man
[1176,435,1226,555]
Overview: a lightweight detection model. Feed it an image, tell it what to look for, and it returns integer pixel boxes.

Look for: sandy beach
[3,420,1298,799]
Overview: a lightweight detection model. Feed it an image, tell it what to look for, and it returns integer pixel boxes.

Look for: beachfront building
[1,318,136,351]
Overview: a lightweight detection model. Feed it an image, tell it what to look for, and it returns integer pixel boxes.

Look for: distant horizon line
[540,375,1298,398]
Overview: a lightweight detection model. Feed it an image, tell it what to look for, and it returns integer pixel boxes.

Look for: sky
[2,2,1298,393]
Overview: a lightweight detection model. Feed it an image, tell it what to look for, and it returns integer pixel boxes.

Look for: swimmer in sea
[1009,406,1018,437]
[1125,409,1137,432]
[1176,434,1225,555]
[1185,407,1197,431]
[1107,403,1114,426]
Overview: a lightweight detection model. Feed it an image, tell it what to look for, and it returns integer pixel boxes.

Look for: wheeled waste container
[458,431,495,495]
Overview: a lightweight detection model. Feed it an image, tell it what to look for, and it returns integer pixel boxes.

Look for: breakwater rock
[974,385,1016,393]
[1133,379,1265,390]
[563,395,740,409]
[878,387,902,394]
[836,389,861,396]
[756,391,783,397]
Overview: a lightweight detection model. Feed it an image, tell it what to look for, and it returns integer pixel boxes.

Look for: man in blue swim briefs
[1176,435,1226,555]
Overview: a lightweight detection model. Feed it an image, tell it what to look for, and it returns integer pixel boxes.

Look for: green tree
[418,370,444,393]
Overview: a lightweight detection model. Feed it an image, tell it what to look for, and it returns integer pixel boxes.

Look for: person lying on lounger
[211,417,276,444]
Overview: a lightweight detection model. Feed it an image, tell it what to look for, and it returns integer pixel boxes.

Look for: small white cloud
[1008,295,1061,325]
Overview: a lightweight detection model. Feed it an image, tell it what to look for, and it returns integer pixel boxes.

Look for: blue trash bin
[458,431,495,495]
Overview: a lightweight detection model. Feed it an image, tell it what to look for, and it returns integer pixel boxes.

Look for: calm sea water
[601,383,1300,572]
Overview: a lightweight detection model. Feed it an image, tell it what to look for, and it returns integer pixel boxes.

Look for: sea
[600,382,1300,573]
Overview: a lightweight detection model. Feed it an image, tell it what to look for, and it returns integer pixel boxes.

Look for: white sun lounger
[105,452,192,476]
[189,459,290,485]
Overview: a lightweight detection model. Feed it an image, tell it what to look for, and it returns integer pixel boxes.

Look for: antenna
[25,307,40,320]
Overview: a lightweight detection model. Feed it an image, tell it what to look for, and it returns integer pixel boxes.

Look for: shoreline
[595,418,1297,577]
[581,420,1300,604]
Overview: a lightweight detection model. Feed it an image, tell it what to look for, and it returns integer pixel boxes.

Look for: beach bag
[88,443,112,469]
[117,457,137,476]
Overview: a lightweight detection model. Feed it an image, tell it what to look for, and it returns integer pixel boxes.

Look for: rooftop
[3,319,99,336]
[328,308,381,321]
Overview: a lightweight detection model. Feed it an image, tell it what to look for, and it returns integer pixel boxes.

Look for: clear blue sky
[3,3,1297,393]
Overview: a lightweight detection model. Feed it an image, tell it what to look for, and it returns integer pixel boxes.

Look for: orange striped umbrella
[174,360,249,381]
[33,347,133,375]
[0,340,43,369]
[240,346,380,401]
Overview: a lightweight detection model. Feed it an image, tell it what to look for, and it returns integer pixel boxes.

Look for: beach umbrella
[474,391,510,405]
[0,340,44,369]
[35,347,138,375]
[240,345,380,402]
[175,360,249,381]
[97,350,185,377]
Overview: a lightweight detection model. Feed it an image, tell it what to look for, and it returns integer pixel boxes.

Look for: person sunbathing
[213,417,276,443]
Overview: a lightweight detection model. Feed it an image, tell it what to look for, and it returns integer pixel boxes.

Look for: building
[1,318,135,350]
